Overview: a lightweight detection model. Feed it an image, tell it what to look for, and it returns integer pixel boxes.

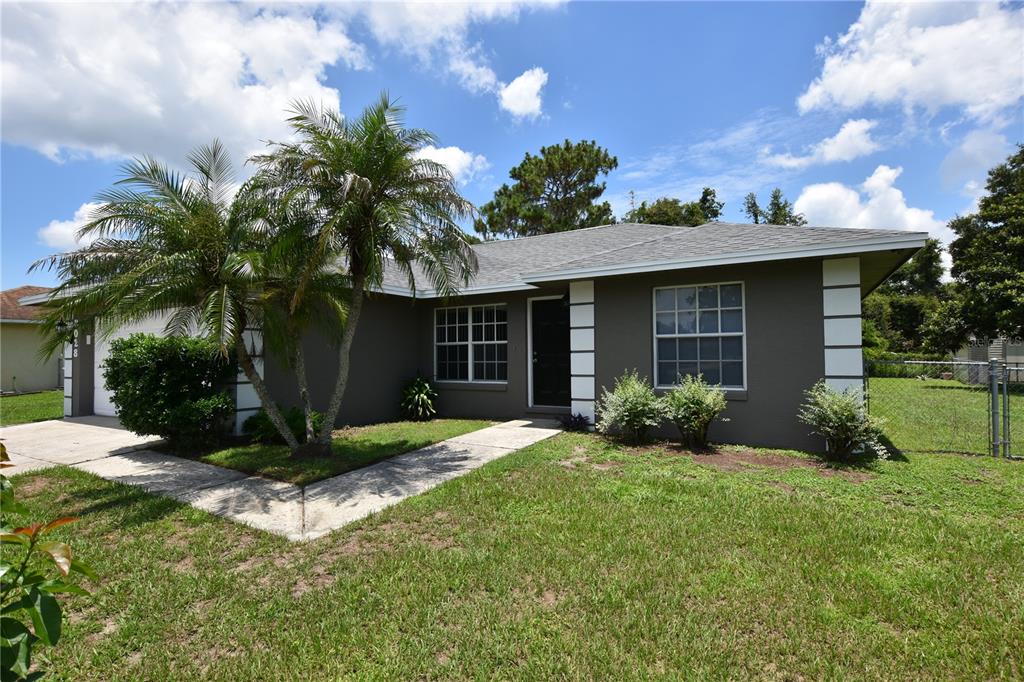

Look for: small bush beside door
[102,333,234,451]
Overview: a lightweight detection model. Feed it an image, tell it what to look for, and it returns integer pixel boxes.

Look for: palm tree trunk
[235,336,300,450]
[293,340,315,444]
[317,276,365,445]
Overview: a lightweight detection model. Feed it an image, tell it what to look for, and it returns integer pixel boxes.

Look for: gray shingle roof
[381,222,927,297]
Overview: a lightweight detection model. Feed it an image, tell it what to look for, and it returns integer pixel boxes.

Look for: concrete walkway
[1,418,561,541]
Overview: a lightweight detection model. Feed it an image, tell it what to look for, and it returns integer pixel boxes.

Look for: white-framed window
[653,282,745,389]
[435,304,508,382]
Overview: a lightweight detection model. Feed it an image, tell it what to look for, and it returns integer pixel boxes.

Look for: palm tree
[252,95,478,454]
[30,142,301,449]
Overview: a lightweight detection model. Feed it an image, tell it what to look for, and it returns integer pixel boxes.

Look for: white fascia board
[17,292,56,306]
[383,282,538,300]
[0,319,43,325]
[521,235,928,284]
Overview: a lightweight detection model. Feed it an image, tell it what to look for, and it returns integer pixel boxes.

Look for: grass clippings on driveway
[9,432,1023,680]
[196,419,493,486]
[0,389,63,426]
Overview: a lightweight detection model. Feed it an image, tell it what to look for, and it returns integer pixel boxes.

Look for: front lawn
[869,376,1023,455]
[0,389,62,426]
[197,419,493,486]
[9,433,1023,679]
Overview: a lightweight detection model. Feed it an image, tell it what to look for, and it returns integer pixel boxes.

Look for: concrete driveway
[0,416,161,473]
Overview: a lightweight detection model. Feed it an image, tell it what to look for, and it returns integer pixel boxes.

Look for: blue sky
[2,1,1021,289]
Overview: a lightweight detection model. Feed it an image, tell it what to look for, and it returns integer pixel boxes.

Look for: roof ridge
[470,221,679,247]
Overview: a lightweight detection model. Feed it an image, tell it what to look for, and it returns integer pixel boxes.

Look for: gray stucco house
[47,222,926,452]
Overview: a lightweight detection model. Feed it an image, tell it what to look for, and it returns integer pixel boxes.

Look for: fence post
[989,358,1001,457]
[1003,364,1011,458]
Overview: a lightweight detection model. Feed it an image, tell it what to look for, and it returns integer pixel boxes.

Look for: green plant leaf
[0,615,37,679]
[69,560,98,582]
[38,581,89,597]
[35,542,72,577]
[25,589,61,647]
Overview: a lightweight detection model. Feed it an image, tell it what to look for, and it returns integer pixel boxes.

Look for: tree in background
[863,238,947,353]
[743,188,806,225]
[923,145,1024,352]
[878,238,944,296]
[474,140,617,239]
[623,187,723,226]
[743,192,763,224]
[698,187,724,222]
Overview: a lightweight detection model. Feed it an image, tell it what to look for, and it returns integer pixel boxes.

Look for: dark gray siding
[593,258,826,451]
[264,293,419,426]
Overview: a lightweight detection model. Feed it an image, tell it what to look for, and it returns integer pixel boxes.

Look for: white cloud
[794,165,944,235]
[764,118,881,169]
[1,2,557,166]
[352,2,558,119]
[37,203,103,250]
[498,67,549,120]
[414,145,490,184]
[798,2,1023,123]
[2,3,366,166]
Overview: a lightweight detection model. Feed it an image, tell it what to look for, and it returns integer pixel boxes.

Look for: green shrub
[1,443,97,681]
[401,377,437,421]
[596,370,667,443]
[661,375,728,449]
[798,381,887,461]
[102,334,234,451]
[243,406,324,444]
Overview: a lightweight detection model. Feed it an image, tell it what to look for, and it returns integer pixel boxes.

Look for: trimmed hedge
[102,333,235,450]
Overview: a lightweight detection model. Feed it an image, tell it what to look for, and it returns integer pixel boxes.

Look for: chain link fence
[866,359,1021,458]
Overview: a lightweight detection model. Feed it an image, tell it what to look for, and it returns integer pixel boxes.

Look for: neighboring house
[1,285,61,393]
[38,222,926,451]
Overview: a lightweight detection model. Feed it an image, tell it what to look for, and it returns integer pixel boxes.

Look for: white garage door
[93,313,174,416]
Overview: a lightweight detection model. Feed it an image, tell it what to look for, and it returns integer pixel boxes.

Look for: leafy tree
[30,142,301,449]
[879,238,945,296]
[254,96,477,454]
[743,188,806,225]
[474,140,618,238]
[624,187,722,226]
[698,187,724,222]
[924,145,1024,351]
[862,292,940,352]
[624,197,703,226]
[743,192,762,224]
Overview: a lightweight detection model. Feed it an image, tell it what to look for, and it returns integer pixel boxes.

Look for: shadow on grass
[62,478,186,529]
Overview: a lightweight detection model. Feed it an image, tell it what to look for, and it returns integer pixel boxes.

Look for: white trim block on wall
[233,328,264,435]
[569,280,596,426]
[822,258,864,403]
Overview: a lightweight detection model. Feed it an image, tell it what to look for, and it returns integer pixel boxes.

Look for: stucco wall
[263,293,420,427]
[414,286,568,421]
[269,258,827,450]
[593,258,826,451]
[0,323,60,393]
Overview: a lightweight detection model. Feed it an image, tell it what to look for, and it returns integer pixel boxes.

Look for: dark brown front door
[531,298,570,407]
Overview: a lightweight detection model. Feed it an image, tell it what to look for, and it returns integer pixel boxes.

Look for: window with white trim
[654,282,744,389]
[435,304,508,382]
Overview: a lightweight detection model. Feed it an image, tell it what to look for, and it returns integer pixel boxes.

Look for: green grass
[0,389,63,426]
[869,377,1023,456]
[196,419,493,486]
[8,433,1023,680]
